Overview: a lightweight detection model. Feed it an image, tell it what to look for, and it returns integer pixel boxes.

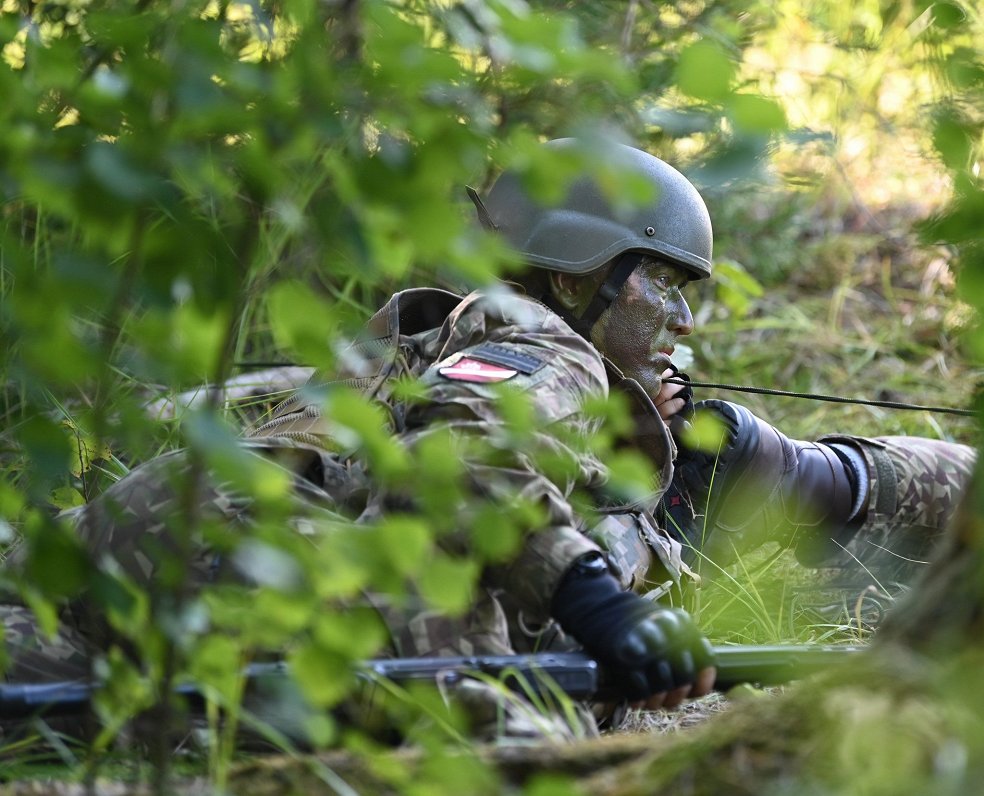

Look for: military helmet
[471,138,713,281]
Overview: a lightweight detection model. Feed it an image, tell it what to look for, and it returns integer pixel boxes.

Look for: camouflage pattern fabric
[0,605,90,683]
[1,444,346,686]
[367,584,515,659]
[52,445,343,592]
[0,605,95,741]
[796,434,977,585]
[248,287,688,654]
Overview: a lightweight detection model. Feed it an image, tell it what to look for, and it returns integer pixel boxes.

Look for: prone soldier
[2,137,975,740]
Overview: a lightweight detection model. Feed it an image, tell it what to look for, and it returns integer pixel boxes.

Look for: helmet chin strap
[544,252,644,339]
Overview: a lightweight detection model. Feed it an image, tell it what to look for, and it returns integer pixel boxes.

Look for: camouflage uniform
[1,287,974,718]
[1,287,690,736]
[795,434,976,585]
[243,287,692,659]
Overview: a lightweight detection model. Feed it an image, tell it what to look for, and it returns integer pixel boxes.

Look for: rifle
[0,644,862,720]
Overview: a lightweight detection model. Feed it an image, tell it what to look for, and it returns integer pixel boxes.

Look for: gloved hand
[551,552,716,703]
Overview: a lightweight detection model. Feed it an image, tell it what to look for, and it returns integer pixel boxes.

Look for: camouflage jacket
[247,287,694,623]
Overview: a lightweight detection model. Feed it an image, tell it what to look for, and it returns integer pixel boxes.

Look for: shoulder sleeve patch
[438,356,517,383]
[469,342,546,375]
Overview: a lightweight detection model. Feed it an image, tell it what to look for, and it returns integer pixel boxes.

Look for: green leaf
[289,643,356,707]
[232,540,304,590]
[714,259,764,317]
[729,94,787,134]
[187,635,243,706]
[266,280,338,369]
[49,486,85,510]
[185,411,292,504]
[376,516,432,577]
[51,250,120,309]
[418,555,478,615]
[931,1,967,29]
[21,591,61,639]
[62,419,112,477]
[470,503,525,563]
[418,749,500,794]
[129,303,229,383]
[170,304,229,380]
[312,610,386,658]
[22,516,91,599]
[943,48,984,89]
[91,571,149,638]
[301,713,337,748]
[252,589,314,639]
[84,141,163,202]
[682,410,728,454]
[932,109,974,170]
[919,186,984,244]
[956,249,984,317]
[92,648,155,725]
[524,773,581,796]
[327,388,410,480]
[676,40,735,102]
[604,450,659,503]
[18,415,72,481]
[309,533,372,599]
[0,483,25,519]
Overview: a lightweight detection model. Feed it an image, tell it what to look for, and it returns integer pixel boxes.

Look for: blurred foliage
[0,0,983,789]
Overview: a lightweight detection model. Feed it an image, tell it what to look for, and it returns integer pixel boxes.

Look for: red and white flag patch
[438,356,517,383]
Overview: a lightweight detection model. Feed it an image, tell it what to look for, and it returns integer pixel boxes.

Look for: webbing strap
[544,252,643,337]
[577,253,643,331]
[869,446,898,515]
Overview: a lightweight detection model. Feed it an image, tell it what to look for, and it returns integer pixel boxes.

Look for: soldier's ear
[548,271,588,313]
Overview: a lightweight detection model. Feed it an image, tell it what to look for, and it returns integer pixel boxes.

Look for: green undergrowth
[2,0,984,792]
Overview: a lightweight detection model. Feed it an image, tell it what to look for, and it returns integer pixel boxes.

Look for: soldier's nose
[667,298,694,336]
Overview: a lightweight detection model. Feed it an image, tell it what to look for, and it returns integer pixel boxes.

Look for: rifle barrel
[711,643,863,690]
[0,644,863,719]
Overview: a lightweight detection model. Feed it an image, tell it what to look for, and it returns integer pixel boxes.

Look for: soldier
[3,138,975,741]
[467,137,974,592]
[241,136,726,725]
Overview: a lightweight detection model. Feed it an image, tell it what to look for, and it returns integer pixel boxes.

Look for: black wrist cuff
[551,554,649,663]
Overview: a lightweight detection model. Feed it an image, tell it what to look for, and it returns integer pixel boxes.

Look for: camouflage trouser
[0,605,90,682]
[795,435,977,586]
[0,605,95,740]
[2,446,342,682]
[0,446,594,741]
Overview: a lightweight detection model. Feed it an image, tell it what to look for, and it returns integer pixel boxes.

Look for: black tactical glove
[551,552,715,702]
[673,400,864,562]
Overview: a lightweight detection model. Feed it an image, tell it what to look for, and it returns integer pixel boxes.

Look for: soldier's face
[590,258,694,395]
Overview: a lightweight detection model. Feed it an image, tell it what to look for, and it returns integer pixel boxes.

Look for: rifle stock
[0,644,863,720]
